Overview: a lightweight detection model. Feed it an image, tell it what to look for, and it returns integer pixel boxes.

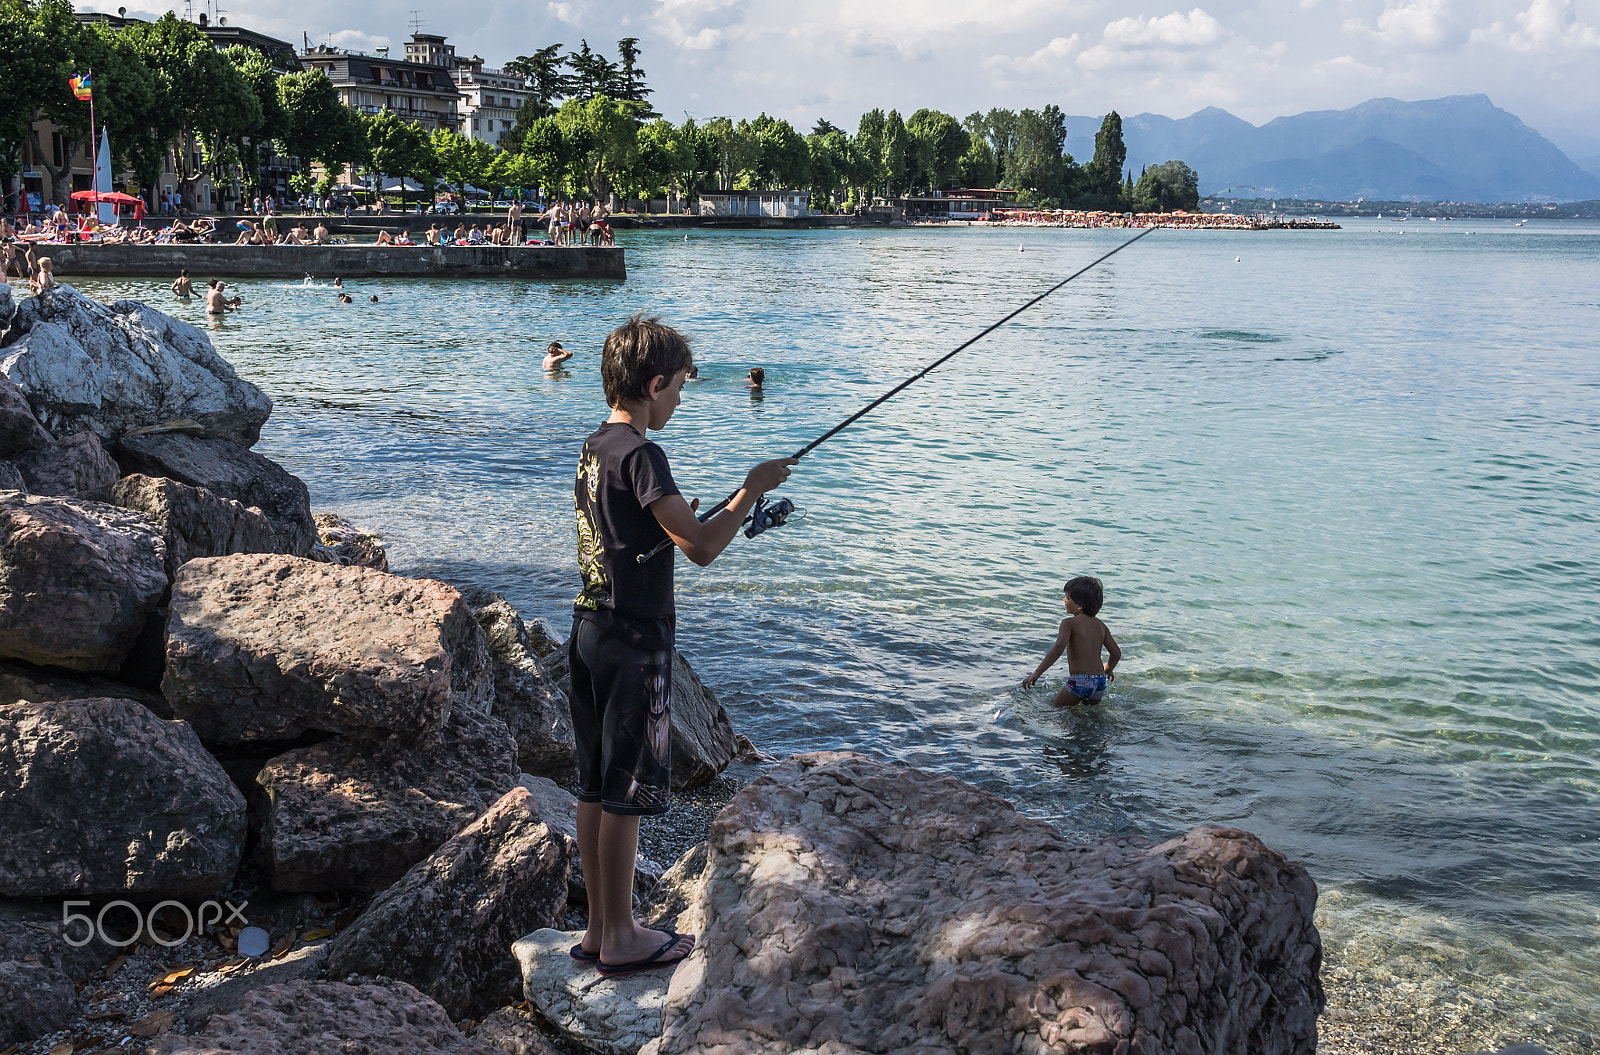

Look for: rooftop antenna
[409,9,425,34]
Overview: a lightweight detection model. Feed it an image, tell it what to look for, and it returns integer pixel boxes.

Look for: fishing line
[639,225,1156,563]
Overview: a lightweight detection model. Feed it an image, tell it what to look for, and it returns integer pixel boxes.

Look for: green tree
[1086,111,1127,209]
[806,127,850,212]
[630,117,691,201]
[553,95,637,202]
[277,68,366,179]
[120,12,259,211]
[504,44,568,120]
[363,108,431,210]
[1132,159,1200,213]
[881,110,910,197]
[906,108,969,192]
[972,109,1020,186]
[224,45,287,199]
[518,116,568,197]
[957,136,997,188]
[429,128,494,199]
[613,37,657,120]
[0,0,61,199]
[855,109,886,198]
[565,40,617,102]
[743,113,807,190]
[1005,106,1067,203]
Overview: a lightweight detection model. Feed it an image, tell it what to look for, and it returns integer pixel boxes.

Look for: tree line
[0,0,1200,215]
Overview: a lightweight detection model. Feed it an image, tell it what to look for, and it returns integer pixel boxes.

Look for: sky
[91,0,1600,160]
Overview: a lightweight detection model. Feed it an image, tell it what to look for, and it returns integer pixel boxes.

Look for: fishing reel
[743,496,798,539]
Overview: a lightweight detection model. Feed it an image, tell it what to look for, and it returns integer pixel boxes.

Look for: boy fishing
[1022,576,1121,706]
[569,314,794,976]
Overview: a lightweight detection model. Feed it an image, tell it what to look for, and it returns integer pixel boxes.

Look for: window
[473,119,480,130]
[502,120,511,130]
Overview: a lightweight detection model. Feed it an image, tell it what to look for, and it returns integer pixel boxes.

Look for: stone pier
[41,243,625,281]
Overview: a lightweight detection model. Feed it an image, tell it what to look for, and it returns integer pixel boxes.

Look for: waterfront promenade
[39,243,627,280]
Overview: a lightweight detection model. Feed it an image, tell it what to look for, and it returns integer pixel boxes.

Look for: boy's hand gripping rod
[638,225,1156,563]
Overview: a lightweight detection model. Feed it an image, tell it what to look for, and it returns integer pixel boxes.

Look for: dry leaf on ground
[127,1008,178,1037]
[102,955,128,980]
[301,927,336,941]
[270,930,297,959]
[149,966,195,987]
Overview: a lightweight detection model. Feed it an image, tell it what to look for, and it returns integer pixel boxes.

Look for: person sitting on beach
[542,341,573,371]
[205,279,237,315]
[233,222,257,245]
[395,231,416,246]
[172,269,193,297]
[454,223,468,244]
[376,230,394,245]
[744,367,764,390]
[313,221,331,244]
[1021,576,1121,706]
[566,315,794,976]
[425,225,441,246]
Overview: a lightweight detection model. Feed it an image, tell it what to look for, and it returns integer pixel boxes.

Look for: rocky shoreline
[0,282,1533,1055]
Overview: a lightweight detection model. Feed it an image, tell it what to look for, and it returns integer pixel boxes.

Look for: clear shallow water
[77,220,1599,1052]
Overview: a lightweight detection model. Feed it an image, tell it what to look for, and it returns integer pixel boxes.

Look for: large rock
[473,597,576,780]
[111,472,277,576]
[0,959,79,1044]
[146,979,502,1055]
[113,433,313,556]
[0,284,271,445]
[513,928,674,1055]
[545,642,736,791]
[324,786,572,1018]
[0,460,23,492]
[0,697,246,898]
[257,706,519,893]
[0,376,51,456]
[474,1005,566,1055]
[0,492,167,673]
[11,430,118,498]
[654,751,1325,1055]
[164,553,495,744]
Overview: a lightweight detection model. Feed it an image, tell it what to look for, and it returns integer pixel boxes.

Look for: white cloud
[325,29,391,52]
[1101,8,1224,48]
[654,0,747,51]
[547,2,583,25]
[1344,0,1466,49]
[1474,0,1600,50]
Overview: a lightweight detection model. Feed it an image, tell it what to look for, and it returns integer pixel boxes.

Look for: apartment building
[301,32,462,133]
[455,58,530,149]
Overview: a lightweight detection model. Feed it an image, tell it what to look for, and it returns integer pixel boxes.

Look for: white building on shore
[454,60,530,148]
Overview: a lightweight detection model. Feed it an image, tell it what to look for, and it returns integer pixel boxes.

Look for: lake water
[75,219,1599,1053]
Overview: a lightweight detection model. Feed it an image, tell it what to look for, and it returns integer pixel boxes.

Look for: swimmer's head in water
[1064,576,1104,617]
[369,295,378,302]
[547,341,564,354]
[748,367,765,385]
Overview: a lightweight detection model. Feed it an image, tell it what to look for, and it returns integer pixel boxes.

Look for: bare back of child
[1022,576,1121,706]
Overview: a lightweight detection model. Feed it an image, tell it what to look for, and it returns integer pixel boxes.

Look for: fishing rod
[638,225,1156,563]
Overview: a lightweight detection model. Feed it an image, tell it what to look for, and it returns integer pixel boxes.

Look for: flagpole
[88,68,99,202]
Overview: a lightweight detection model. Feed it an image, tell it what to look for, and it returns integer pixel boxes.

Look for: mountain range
[1060,95,1600,203]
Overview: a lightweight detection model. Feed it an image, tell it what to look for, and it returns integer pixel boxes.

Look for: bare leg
[1052,685,1081,707]
[576,805,694,965]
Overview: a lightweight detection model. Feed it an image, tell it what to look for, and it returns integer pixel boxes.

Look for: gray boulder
[257,706,519,893]
[0,656,172,717]
[0,697,246,899]
[113,432,314,556]
[0,460,23,492]
[545,642,736,791]
[0,959,79,1044]
[10,430,118,498]
[474,1006,566,1055]
[147,979,502,1055]
[111,472,277,577]
[0,281,12,332]
[654,751,1325,1055]
[0,376,51,456]
[474,597,576,780]
[0,284,271,444]
[164,553,495,744]
[323,785,572,1018]
[512,928,673,1055]
[0,492,167,673]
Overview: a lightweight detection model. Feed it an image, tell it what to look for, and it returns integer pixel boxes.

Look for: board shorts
[1065,673,1107,703]
[568,617,673,815]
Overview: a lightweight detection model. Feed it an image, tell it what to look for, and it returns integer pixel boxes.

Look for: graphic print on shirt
[574,448,606,611]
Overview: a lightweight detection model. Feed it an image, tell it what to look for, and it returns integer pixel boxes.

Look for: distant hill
[1062,96,1600,203]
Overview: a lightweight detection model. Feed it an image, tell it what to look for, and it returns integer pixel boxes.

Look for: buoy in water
[1235,256,1240,262]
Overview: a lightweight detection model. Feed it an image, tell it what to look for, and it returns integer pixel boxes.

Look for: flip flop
[595,930,692,977]
[569,944,599,963]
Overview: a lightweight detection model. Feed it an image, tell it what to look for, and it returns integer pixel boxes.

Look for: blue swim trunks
[1065,673,1107,703]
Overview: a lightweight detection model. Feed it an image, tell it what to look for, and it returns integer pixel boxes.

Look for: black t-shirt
[573,422,680,650]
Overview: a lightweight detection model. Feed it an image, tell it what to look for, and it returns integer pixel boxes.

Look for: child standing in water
[1022,576,1121,705]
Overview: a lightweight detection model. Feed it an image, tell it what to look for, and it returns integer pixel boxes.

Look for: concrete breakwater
[41,243,626,281]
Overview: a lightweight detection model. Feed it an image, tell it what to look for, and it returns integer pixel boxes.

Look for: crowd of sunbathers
[3,195,618,250]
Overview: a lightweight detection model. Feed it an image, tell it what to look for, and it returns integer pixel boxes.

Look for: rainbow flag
[69,73,91,101]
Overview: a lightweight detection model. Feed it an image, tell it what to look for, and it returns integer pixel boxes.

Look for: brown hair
[601,315,692,406]
[748,367,765,385]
